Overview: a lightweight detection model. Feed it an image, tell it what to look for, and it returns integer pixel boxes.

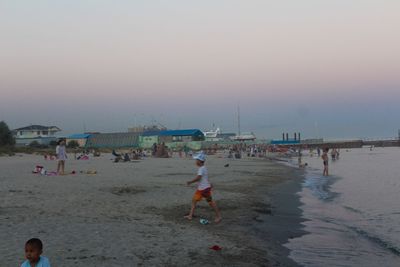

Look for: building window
[172,136,183,142]
[42,131,48,135]
[182,136,192,142]
[37,131,41,135]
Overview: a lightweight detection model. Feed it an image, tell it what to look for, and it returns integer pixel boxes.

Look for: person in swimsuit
[322,148,329,176]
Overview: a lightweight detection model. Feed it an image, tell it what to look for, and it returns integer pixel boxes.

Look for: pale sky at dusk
[1,0,399,139]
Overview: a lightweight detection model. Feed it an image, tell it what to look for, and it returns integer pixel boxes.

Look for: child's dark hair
[59,138,66,144]
[26,238,43,251]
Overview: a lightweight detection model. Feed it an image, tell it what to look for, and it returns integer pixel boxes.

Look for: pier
[295,138,400,149]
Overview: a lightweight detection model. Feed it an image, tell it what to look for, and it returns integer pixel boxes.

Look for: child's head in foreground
[193,152,206,166]
[25,238,43,264]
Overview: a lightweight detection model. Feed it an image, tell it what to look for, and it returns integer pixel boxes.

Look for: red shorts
[193,187,213,202]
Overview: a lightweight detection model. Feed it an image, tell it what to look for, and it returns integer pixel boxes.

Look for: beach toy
[210,245,222,251]
[33,165,44,174]
[200,218,209,225]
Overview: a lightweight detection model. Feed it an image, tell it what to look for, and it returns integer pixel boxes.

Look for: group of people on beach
[296,146,337,176]
[29,138,344,265]
[25,144,221,266]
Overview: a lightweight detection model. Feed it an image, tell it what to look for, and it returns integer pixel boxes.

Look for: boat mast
[237,104,241,136]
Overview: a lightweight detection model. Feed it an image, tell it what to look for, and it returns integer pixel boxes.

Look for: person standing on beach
[185,152,222,223]
[331,148,337,161]
[183,145,189,157]
[322,148,329,176]
[56,139,67,175]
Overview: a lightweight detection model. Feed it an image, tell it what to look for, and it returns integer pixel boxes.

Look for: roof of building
[142,129,204,137]
[270,140,301,145]
[13,125,61,131]
[67,134,92,139]
[85,132,140,148]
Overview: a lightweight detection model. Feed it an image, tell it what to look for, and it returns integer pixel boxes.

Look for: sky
[1,0,399,140]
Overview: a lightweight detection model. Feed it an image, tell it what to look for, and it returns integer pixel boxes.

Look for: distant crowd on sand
[39,138,340,178]
[24,139,341,265]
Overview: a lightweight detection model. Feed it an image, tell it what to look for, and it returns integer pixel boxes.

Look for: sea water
[284,147,400,267]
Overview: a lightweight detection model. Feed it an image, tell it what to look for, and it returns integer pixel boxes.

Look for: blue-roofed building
[86,132,140,148]
[140,129,204,150]
[79,129,204,150]
[145,129,203,139]
[270,139,301,145]
[66,133,92,147]
[271,132,301,145]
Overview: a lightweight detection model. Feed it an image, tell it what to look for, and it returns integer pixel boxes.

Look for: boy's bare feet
[214,217,222,224]
[184,215,193,220]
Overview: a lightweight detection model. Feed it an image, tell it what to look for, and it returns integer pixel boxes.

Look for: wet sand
[0,153,304,266]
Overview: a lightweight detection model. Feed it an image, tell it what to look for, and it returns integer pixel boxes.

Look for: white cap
[193,151,206,162]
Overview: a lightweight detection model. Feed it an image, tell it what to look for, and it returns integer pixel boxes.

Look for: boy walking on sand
[185,152,221,223]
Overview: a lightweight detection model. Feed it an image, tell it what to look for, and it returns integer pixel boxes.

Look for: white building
[12,125,61,146]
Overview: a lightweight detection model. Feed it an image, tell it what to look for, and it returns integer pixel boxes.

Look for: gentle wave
[284,148,400,266]
[347,226,400,256]
[302,171,340,201]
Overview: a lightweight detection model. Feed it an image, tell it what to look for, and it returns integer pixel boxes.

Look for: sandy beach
[0,153,304,266]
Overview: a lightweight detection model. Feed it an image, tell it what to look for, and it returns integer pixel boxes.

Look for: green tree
[49,140,58,147]
[28,141,48,149]
[0,121,15,147]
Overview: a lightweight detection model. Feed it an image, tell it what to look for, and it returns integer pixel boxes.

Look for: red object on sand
[210,245,222,251]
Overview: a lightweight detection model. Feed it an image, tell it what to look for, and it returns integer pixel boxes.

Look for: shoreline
[261,166,306,266]
[223,158,306,266]
[0,154,305,266]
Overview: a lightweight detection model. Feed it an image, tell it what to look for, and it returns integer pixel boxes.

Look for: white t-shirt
[197,166,211,190]
[56,145,67,160]
[21,256,51,267]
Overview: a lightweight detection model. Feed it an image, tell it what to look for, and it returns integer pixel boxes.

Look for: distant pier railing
[362,138,400,148]
[282,137,400,148]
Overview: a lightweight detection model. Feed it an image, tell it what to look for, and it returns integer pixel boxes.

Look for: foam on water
[284,147,400,267]
[302,171,340,201]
